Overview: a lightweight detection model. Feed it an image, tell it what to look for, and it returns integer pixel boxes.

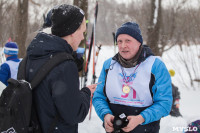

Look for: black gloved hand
[72,51,84,72]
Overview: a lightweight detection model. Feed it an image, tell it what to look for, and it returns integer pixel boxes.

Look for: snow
[0,45,199,132]
[153,0,159,25]
[79,45,200,133]
[162,45,200,90]
[0,48,6,64]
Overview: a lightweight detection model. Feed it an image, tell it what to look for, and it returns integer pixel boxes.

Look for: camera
[113,113,129,133]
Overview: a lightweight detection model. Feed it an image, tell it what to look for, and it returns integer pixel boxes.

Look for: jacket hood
[27,32,73,58]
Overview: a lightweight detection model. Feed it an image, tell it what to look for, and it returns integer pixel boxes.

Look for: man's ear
[71,30,77,37]
[70,33,74,37]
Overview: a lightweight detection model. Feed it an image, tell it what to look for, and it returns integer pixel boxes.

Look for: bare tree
[73,0,88,48]
[163,1,200,90]
[0,1,4,47]
[73,0,79,7]
[73,0,88,20]
[159,0,188,55]
[15,0,29,58]
[0,0,16,47]
[147,0,162,56]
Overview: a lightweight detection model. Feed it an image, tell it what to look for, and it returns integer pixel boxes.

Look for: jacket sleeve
[0,63,10,86]
[92,58,113,121]
[140,58,173,125]
[50,61,91,125]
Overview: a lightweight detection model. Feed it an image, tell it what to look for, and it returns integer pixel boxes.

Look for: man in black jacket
[25,4,96,133]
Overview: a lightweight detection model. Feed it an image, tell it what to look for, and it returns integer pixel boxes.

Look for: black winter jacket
[26,32,91,133]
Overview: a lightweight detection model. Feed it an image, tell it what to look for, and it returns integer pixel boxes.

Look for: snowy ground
[0,45,199,133]
[79,45,200,133]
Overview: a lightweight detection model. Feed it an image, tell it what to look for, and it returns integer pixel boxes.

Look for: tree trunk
[73,0,79,7]
[0,2,3,47]
[147,0,162,56]
[73,0,89,77]
[73,0,88,22]
[73,0,88,48]
[15,0,29,58]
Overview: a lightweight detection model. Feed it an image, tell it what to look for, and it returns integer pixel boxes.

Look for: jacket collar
[6,55,20,61]
[113,45,154,65]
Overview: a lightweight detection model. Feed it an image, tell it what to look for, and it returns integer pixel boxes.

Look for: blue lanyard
[120,63,141,84]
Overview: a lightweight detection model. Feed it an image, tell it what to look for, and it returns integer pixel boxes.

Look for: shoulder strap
[17,52,74,89]
[17,56,28,80]
[31,52,73,89]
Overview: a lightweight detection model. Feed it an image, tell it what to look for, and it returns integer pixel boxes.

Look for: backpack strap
[18,52,74,89]
[17,55,28,80]
[30,52,74,89]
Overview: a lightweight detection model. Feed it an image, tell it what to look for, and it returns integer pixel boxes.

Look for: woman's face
[117,34,141,60]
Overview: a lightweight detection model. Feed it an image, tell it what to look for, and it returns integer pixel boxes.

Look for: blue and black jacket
[93,45,172,133]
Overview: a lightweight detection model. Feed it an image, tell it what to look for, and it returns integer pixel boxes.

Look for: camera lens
[115,119,122,126]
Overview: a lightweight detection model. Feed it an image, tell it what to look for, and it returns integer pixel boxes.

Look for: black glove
[72,51,84,72]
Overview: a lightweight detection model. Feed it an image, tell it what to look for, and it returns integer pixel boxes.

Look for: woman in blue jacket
[93,22,172,133]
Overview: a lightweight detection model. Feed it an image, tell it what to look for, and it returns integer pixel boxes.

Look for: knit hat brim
[115,22,143,45]
[4,42,19,55]
[4,47,18,55]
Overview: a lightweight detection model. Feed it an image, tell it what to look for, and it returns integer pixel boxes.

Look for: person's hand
[87,84,97,95]
[122,115,144,132]
[104,114,114,133]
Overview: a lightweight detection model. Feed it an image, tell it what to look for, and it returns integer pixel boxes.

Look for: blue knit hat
[115,22,143,44]
[4,42,19,55]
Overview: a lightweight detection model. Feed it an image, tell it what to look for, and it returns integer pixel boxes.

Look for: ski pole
[88,94,93,120]
[88,82,102,120]
[88,0,99,120]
